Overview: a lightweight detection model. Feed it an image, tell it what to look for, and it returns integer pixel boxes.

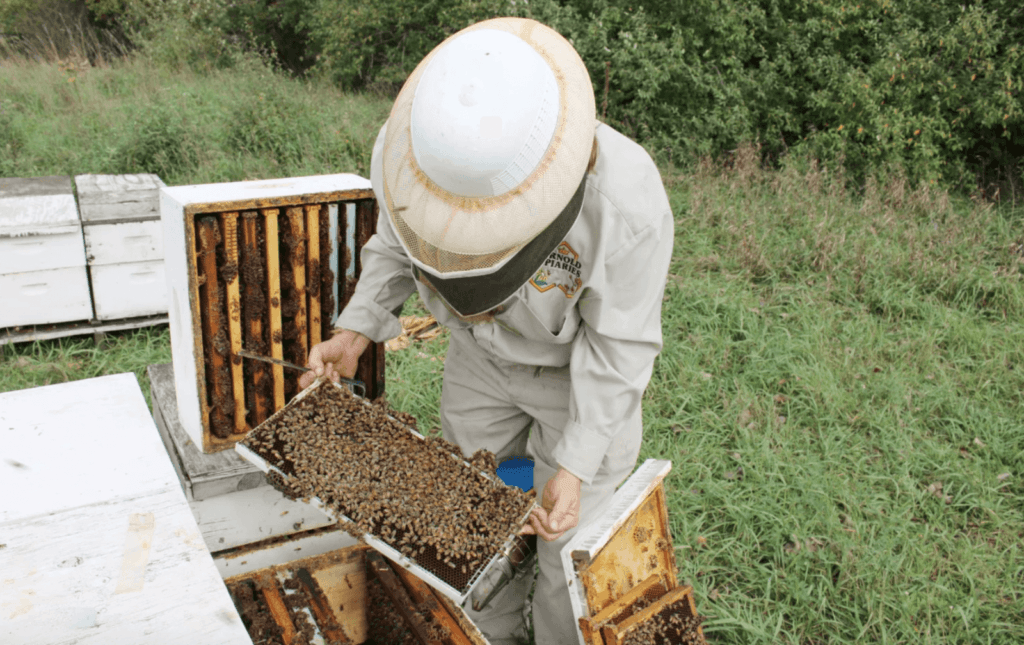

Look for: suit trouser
[440,329,642,645]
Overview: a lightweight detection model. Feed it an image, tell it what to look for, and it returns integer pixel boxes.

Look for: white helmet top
[380,17,597,289]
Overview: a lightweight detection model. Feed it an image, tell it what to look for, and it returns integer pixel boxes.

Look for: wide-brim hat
[380,17,596,316]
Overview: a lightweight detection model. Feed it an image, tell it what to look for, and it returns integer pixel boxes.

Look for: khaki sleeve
[553,208,674,484]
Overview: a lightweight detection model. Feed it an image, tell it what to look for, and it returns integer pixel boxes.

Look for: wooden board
[83,219,164,265]
[0,315,167,346]
[75,174,163,222]
[0,266,93,329]
[0,374,173,523]
[0,229,87,274]
[89,261,168,320]
[148,363,264,501]
[0,176,80,238]
[0,373,251,645]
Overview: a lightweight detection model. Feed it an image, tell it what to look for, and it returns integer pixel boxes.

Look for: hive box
[76,173,168,320]
[0,176,92,328]
[563,459,705,645]
[160,174,383,453]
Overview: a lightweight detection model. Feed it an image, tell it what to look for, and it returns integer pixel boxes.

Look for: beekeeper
[299,17,673,645]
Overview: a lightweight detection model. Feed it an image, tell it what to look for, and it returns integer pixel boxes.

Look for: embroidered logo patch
[530,242,583,297]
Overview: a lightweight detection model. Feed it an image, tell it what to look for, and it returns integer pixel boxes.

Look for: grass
[3,55,1024,644]
[0,53,390,185]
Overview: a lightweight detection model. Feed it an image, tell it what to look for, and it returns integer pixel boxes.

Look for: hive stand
[148,362,357,571]
[0,374,251,644]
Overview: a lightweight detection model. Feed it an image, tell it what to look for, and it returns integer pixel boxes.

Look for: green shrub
[114,101,197,178]
[75,0,1024,196]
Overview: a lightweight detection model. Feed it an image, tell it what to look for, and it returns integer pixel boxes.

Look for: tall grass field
[2,54,1023,644]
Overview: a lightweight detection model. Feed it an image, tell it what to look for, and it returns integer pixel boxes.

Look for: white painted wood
[0,487,251,644]
[0,373,251,645]
[161,173,370,212]
[191,485,336,552]
[75,174,163,223]
[0,176,80,237]
[213,529,358,578]
[0,374,176,523]
[161,174,373,451]
[0,229,88,273]
[83,219,164,265]
[0,266,93,328]
[160,187,204,450]
[90,261,168,320]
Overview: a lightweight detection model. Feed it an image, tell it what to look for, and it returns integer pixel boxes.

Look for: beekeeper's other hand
[522,467,581,541]
[300,329,371,389]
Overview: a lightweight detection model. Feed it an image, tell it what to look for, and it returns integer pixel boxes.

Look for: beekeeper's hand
[300,329,371,389]
[522,467,581,541]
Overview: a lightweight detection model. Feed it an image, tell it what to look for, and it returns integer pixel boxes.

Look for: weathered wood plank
[0,373,250,645]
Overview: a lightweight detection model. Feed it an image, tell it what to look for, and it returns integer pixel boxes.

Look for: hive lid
[561,459,677,645]
[0,176,80,237]
[162,174,372,215]
[75,173,165,223]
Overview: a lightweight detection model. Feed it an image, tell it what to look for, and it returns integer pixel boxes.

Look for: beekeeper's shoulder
[587,124,671,238]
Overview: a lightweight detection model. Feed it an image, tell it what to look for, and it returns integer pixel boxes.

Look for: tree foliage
[49,0,1024,195]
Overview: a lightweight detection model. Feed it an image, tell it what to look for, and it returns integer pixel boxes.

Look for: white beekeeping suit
[306,17,673,644]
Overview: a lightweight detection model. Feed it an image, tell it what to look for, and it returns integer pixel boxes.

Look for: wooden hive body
[224,544,491,644]
[563,459,705,644]
[160,174,384,453]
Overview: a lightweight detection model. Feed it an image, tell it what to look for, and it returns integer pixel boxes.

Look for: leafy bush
[74,0,1023,196]
[114,101,197,178]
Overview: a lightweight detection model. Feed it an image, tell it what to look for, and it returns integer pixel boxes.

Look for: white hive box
[0,176,92,328]
[76,174,168,321]
[161,174,379,453]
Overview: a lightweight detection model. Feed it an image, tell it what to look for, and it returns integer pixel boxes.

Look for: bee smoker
[469,533,537,611]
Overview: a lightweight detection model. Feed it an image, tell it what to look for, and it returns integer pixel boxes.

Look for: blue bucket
[495,456,534,492]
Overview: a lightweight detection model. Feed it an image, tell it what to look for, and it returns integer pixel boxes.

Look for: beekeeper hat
[381,17,596,316]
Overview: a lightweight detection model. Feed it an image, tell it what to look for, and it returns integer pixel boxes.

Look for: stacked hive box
[0,176,93,328]
[76,173,167,320]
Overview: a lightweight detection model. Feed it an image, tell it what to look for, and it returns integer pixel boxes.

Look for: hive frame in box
[562,459,681,645]
[234,378,537,607]
[161,174,383,453]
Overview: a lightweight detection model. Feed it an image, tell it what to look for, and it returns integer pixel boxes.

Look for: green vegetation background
[2,1,1024,643]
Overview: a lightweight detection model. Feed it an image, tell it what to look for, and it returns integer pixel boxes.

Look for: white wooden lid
[0,176,80,236]
[75,174,165,223]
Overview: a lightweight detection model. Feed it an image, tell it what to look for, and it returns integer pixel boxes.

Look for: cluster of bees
[620,596,707,645]
[242,381,535,590]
